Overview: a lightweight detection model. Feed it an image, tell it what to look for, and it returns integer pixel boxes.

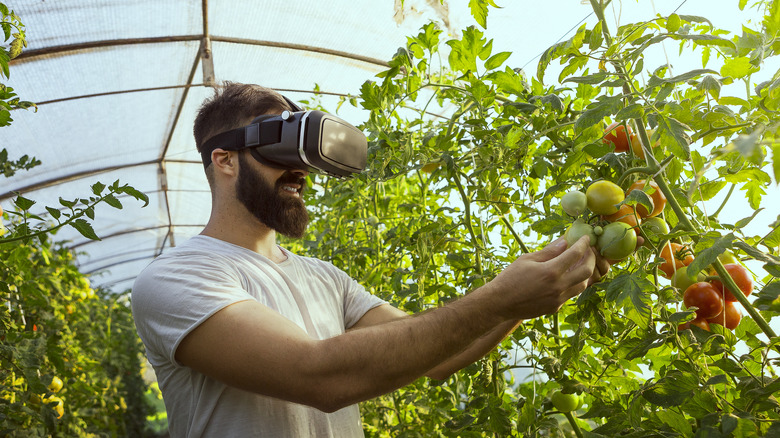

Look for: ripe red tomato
[707,301,742,330]
[627,180,666,218]
[710,263,753,302]
[679,318,710,332]
[603,122,633,153]
[684,282,724,320]
[659,242,694,278]
[604,204,641,228]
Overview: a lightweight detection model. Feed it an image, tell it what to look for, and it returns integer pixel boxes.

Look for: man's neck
[200,211,287,263]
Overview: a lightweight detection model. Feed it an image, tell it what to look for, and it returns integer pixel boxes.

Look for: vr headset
[200,96,367,177]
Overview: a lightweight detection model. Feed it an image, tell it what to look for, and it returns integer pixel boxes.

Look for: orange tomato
[603,122,633,153]
[627,180,666,218]
[706,301,742,330]
[659,242,694,278]
[603,204,642,228]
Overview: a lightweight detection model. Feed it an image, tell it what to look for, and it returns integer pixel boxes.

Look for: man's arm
[175,237,596,413]
[349,304,521,380]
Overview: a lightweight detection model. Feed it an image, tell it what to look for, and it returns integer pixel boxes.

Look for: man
[131,82,609,437]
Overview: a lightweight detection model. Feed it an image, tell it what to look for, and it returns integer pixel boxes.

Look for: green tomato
[671,265,705,291]
[551,390,582,412]
[718,250,739,266]
[564,219,597,247]
[597,221,637,260]
[666,13,681,32]
[586,180,624,215]
[560,190,587,217]
[641,216,669,245]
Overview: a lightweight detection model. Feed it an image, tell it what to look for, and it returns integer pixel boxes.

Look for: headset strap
[200,118,283,169]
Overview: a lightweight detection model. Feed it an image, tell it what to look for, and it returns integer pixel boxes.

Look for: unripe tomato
[683,282,724,320]
[717,250,740,266]
[659,242,694,278]
[586,180,624,215]
[627,180,666,218]
[603,122,633,153]
[641,217,669,246]
[710,263,753,302]
[551,390,582,412]
[706,301,742,330]
[421,162,441,173]
[597,221,637,260]
[604,204,641,228]
[671,265,705,291]
[560,190,587,217]
[564,219,597,247]
[667,13,681,32]
[631,129,659,159]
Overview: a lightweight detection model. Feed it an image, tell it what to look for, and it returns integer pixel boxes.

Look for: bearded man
[131,82,609,437]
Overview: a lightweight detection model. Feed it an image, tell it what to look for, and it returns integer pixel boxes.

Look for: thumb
[526,238,568,262]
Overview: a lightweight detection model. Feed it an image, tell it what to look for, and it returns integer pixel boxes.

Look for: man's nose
[289,168,310,178]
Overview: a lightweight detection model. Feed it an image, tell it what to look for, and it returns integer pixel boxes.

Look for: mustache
[275,172,307,193]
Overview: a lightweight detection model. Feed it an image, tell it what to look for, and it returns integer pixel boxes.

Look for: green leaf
[69,218,100,240]
[656,409,692,435]
[468,0,493,29]
[700,75,722,99]
[604,273,653,326]
[45,207,61,220]
[589,21,603,50]
[670,33,736,49]
[13,195,35,211]
[91,182,106,196]
[614,103,644,121]
[116,184,150,207]
[103,194,123,209]
[563,72,610,85]
[689,233,734,275]
[656,116,691,159]
[642,370,698,407]
[484,51,511,71]
[721,56,759,79]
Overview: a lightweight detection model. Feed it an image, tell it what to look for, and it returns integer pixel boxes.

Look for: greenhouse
[2,0,780,436]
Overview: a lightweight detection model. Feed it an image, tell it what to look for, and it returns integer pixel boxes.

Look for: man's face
[235,151,310,238]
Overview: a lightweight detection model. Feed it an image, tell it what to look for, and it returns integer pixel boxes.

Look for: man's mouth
[281,184,301,195]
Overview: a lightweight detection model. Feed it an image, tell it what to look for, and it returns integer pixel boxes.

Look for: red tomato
[684,282,724,320]
[710,263,753,302]
[659,242,694,278]
[707,301,742,330]
[678,318,710,332]
[627,180,666,218]
[603,122,633,152]
[603,204,641,228]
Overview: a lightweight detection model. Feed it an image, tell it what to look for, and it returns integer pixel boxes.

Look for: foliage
[287,0,780,436]
[0,3,157,435]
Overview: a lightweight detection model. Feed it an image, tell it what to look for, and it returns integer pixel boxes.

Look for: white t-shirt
[131,235,386,438]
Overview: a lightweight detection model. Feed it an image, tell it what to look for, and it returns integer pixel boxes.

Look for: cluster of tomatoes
[559,177,666,262]
[558,122,753,332]
[674,253,752,332]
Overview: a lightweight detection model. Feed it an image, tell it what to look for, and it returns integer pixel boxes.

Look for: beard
[235,152,310,238]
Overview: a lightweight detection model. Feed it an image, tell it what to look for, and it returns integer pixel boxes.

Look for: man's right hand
[486,236,597,320]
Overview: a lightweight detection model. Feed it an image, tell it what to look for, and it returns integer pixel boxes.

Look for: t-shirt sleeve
[131,254,253,367]
[325,262,386,329]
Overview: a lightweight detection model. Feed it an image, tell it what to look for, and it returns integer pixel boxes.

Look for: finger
[546,236,592,276]
[524,238,568,262]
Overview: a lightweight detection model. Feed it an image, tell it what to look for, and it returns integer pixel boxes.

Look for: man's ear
[211,148,239,177]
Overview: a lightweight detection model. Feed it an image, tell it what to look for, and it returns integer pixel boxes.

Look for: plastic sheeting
[2,0,457,292]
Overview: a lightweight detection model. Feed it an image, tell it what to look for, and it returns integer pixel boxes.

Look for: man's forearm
[424,319,522,380]
[307,283,509,412]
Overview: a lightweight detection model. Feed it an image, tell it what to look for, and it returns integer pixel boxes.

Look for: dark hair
[193,82,293,153]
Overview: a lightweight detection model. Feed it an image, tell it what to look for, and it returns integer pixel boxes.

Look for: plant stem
[565,411,585,438]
